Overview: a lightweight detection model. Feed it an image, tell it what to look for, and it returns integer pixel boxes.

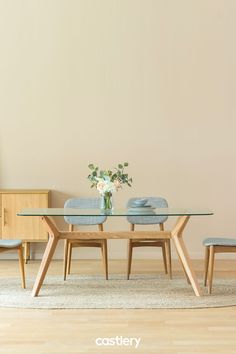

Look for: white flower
[97,181,106,194]
[96,177,116,194]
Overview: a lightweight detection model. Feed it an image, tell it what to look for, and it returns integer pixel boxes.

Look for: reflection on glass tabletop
[18,208,214,217]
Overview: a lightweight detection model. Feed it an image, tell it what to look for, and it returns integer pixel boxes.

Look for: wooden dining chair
[63,198,108,280]
[0,240,26,288]
[203,237,236,294]
[126,197,172,280]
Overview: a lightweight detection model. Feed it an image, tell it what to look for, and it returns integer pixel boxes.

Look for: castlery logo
[95,336,141,349]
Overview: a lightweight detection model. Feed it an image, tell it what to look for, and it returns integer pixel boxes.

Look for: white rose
[97,181,106,193]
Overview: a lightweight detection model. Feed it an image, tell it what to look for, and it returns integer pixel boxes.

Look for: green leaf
[92,171,97,176]
[88,164,94,170]
[118,164,123,169]
[124,162,128,167]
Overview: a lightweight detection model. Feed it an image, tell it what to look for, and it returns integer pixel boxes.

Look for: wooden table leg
[171,216,202,297]
[31,235,58,297]
[175,243,191,284]
[31,216,59,297]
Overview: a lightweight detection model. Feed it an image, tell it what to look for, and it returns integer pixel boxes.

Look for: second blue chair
[126,197,172,280]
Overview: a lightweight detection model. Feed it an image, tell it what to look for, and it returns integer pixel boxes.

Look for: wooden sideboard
[0,190,50,261]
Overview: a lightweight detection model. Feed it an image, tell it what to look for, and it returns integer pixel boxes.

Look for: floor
[0,259,236,354]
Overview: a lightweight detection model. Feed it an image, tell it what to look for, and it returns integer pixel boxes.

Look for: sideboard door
[1,193,48,241]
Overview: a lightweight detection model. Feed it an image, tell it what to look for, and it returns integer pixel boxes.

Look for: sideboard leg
[24,242,30,264]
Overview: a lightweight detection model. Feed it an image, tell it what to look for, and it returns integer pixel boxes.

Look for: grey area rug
[0,275,236,309]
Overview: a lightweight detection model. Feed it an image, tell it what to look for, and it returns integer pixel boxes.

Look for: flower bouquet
[88,162,133,211]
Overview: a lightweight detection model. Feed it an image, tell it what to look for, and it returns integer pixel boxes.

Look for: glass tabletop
[18,208,214,217]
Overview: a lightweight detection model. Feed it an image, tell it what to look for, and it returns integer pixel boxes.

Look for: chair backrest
[126,197,168,225]
[64,198,106,226]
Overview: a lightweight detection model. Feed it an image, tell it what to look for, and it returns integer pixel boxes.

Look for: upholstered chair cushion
[203,238,236,247]
[0,240,22,248]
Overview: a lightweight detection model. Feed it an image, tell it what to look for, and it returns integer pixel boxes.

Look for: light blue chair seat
[0,240,22,248]
[203,238,236,247]
[203,237,236,294]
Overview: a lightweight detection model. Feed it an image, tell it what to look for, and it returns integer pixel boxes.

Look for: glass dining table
[18,208,213,297]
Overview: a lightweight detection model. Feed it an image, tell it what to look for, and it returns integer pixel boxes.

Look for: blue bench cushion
[203,238,236,247]
[0,240,22,248]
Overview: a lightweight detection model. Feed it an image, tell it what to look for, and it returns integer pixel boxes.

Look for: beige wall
[0,0,236,259]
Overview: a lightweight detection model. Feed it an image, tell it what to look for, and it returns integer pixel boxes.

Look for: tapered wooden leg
[101,240,108,280]
[174,240,190,284]
[165,240,172,279]
[161,244,168,274]
[31,235,58,297]
[67,242,72,275]
[18,246,26,289]
[180,258,191,284]
[207,245,215,294]
[172,234,202,296]
[127,240,133,280]
[204,246,210,286]
[63,239,69,281]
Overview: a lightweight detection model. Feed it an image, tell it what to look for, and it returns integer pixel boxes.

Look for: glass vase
[100,192,113,212]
